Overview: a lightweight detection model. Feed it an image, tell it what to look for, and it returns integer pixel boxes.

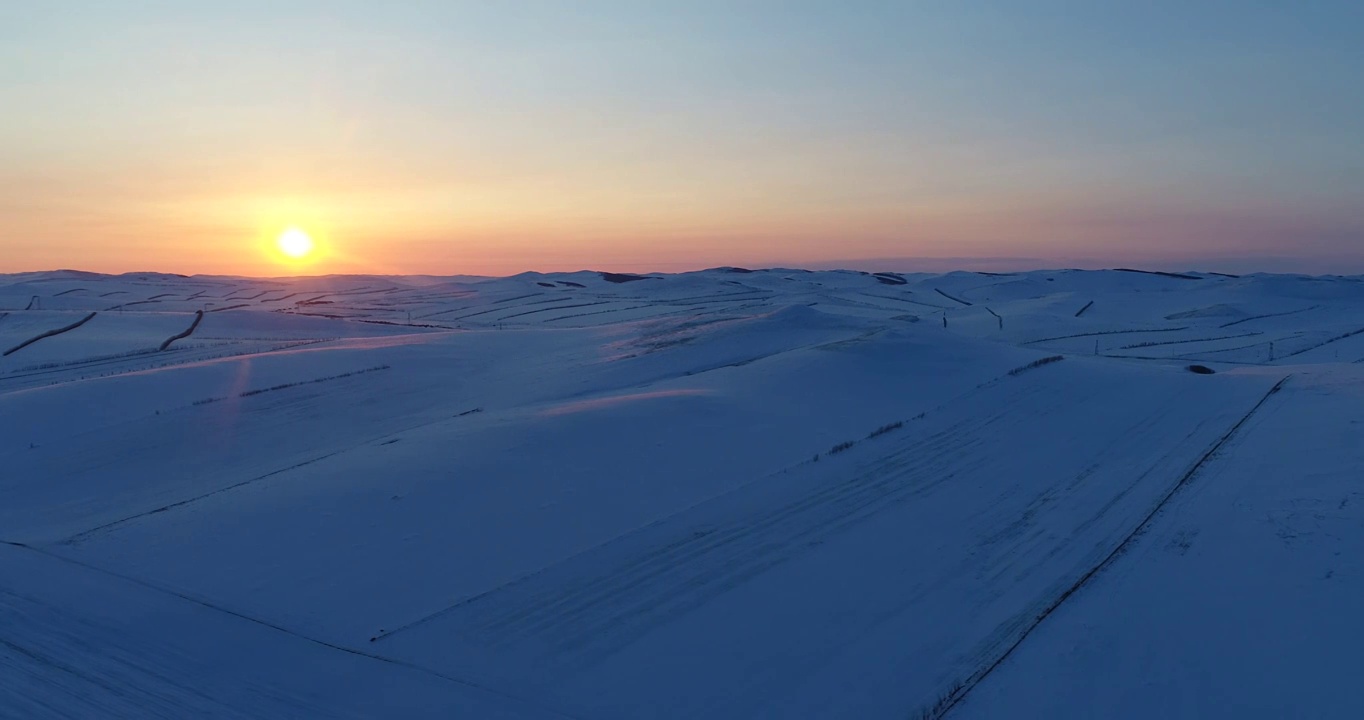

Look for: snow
[1,267,1361,718]
[953,368,1364,720]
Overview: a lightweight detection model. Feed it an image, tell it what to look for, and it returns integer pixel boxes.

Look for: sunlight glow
[276,228,314,259]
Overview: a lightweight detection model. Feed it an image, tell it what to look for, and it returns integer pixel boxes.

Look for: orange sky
[3,4,1361,276]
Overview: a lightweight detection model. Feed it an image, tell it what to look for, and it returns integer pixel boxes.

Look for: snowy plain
[1,267,1361,718]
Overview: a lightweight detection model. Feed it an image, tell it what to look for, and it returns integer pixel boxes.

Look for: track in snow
[368,368,1267,717]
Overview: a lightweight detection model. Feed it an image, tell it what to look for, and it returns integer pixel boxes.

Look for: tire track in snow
[929,374,1291,719]
[369,387,1039,648]
[57,453,350,546]
[368,365,1260,717]
[369,358,1073,647]
[0,542,586,720]
[55,404,487,546]
[451,388,1051,656]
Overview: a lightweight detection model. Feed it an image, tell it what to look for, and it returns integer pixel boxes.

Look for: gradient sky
[3,1,1362,276]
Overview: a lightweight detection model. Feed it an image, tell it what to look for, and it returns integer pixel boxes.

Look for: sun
[276,228,314,259]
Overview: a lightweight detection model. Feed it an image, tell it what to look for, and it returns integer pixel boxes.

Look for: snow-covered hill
[2,267,1360,718]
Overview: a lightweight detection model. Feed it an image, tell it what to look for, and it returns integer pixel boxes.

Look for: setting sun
[276,228,314,259]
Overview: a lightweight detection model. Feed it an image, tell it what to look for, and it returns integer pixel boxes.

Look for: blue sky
[2,1,1361,274]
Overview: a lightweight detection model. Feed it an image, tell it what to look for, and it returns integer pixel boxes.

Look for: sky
[2,1,1362,276]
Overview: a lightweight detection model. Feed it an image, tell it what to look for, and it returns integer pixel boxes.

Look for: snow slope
[2,267,1361,718]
